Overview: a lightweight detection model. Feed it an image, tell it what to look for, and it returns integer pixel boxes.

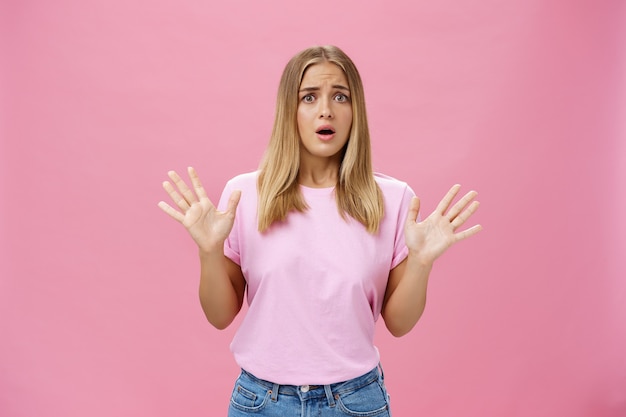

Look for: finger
[168,170,197,206]
[188,166,209,200]
[157,201,185,223]
[454,224,483,241]
[451,200,480,229]
[448,191,479,222]
[435,184,462,215]
[406,196,420,223]
[162,181,190,210]
[226,190,242,215]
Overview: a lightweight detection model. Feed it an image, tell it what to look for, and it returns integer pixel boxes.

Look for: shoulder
[218,171,259,211]
[374,173,414,197]
[374,173,416,214]
[224,171,259,191]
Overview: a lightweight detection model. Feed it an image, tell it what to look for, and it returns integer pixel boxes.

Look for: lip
[316,125,336,141]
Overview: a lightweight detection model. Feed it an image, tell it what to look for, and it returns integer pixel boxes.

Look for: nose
[319,98,333,119]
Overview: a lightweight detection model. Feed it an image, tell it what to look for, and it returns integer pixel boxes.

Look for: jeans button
[300,385,310,392]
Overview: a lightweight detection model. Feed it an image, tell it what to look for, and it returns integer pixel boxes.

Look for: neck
[298,155,341,188]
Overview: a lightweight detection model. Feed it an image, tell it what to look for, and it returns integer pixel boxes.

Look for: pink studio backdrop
[1,1,625,416]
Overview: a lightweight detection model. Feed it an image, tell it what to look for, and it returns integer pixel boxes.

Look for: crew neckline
[299,183,336,195]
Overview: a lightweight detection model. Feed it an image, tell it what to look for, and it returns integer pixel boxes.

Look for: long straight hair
[257,45,384,233]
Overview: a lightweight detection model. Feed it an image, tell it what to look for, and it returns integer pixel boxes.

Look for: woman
[158,45,481,417]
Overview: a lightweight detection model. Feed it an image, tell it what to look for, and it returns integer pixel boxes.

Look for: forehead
[300,62,348,86]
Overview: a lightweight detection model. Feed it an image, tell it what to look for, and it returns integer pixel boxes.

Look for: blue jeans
[227,365,392,417]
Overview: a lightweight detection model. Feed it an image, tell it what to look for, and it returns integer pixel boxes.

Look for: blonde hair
[257,45,384,233]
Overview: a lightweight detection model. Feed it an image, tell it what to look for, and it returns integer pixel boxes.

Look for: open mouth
[316,127,336,135]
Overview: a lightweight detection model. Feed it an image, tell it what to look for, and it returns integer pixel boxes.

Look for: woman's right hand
[157,167,241,253]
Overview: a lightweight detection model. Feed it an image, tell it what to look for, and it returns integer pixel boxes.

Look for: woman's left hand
[404,184,482,264]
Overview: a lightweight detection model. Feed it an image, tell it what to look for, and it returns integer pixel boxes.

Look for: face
[297,62,353,165]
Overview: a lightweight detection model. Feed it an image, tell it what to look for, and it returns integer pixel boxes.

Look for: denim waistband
[240,365,383,403]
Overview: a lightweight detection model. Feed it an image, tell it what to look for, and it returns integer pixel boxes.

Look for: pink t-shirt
[217,171,415,385]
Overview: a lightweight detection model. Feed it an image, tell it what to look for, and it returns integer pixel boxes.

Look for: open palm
[157,167,240,252]
[405,184,482,263]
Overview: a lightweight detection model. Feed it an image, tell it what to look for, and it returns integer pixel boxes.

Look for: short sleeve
[389,183,416,270]
[217,180,241,265]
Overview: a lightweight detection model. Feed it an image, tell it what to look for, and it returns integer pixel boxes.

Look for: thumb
[226,190,242,215]
[406,196,420,224]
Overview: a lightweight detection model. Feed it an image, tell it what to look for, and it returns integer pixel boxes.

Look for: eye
[301,94,315,103]
[334,93,350,103]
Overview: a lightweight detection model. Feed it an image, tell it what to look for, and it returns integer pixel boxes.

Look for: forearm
[382,254,433,337]
[198,247,244,330]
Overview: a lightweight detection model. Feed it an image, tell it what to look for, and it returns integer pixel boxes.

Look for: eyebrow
[299,84,350,93]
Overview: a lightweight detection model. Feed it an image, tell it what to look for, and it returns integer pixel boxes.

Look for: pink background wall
[1,0,625,416]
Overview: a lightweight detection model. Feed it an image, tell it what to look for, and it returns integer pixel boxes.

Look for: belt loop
[271,383,279,402]
[378,362,385,381]
[324,384,335,407]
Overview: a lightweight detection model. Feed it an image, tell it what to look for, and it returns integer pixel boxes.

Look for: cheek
[296,111,304,132]
[341,109,353,128]
[296,107,309,127]
[296,110,310,138]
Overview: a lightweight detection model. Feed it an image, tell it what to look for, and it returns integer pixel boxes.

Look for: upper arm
[225,256,246,311]
[382,256,407,319]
